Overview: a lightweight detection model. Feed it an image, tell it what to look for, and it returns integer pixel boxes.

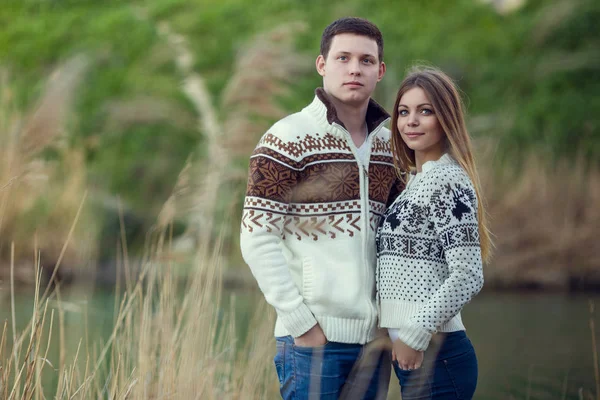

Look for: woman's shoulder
[422,156,473,190]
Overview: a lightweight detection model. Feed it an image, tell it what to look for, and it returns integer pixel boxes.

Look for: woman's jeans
[274,335,391,400]
[393,331,478,400]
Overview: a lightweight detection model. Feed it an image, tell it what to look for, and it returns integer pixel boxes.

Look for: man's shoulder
[268,109,317,139]
[255,108,331,159]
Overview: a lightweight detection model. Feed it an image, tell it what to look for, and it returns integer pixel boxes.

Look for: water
[1,288,597,399]
[464,292,596,399]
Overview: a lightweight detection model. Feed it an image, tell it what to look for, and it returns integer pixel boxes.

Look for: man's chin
[338,91,370,106]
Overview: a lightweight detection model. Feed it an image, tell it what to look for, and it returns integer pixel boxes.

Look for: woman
[376,66,493,399]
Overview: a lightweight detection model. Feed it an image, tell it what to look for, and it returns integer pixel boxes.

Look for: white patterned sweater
[241,89,404,344]
[376,154,484,351]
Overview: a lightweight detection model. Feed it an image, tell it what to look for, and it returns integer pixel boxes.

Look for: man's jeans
[274,335,391,400]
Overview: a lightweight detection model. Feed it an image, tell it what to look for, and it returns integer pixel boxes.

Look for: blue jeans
[393,331,478,400]
[274,335,391,399]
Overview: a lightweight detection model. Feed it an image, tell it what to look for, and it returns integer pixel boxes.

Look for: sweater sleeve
[239,133,317,337]
[398,172,484,351]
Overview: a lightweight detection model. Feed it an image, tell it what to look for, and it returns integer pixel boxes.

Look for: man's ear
[316,55,326,77]
[378,61,386,82]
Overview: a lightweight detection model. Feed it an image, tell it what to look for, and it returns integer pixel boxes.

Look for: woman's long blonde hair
[390,65,493,262]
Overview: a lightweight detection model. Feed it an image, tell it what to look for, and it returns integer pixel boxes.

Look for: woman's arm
[395,170,484,351]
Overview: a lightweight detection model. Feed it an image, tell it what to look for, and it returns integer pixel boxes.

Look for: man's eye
[338,56,348,61]
[363,58,373,64]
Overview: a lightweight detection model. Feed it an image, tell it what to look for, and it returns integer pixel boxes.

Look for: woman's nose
[407,114,419,126]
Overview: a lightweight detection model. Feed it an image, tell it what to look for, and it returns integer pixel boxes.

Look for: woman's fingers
[399,358,421,370]
[399,360,412,370]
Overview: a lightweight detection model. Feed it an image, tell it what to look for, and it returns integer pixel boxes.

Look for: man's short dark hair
[320,17,384,62]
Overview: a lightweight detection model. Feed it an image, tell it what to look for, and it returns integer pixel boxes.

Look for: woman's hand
[392,339,424,371]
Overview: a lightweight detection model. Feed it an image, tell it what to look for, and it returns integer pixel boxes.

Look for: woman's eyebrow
[398,103,433,108]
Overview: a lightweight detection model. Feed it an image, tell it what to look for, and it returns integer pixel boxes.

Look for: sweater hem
[379,300,466,350]
[274,315,381,345]
[276,303,319,338]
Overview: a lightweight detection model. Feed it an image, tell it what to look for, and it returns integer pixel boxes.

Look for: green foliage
[1,0,598,259]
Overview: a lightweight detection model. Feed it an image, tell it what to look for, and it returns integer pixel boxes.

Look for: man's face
[316,33,385,107]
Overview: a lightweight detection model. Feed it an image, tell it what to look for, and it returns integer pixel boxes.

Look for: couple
[240,17,492,400]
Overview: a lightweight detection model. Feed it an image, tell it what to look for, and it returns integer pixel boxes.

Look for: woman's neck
[415,149,445,172]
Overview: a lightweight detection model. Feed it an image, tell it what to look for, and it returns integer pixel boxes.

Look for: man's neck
[326,92,370,146]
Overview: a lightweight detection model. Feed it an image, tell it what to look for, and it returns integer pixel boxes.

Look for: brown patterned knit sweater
[240,88,403,344]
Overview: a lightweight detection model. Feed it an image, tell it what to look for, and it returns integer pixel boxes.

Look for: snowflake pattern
[376,158,484,335]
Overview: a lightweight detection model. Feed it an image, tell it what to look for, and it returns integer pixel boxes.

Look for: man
[240,17,403,399]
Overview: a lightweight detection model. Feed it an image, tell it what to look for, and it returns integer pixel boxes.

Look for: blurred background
[0,0,599,398]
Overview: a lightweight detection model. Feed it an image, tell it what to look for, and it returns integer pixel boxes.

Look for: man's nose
[349,59,361,75]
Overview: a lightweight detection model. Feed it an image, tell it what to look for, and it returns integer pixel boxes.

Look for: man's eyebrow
[335,51,377,58]
[398,103,433,108]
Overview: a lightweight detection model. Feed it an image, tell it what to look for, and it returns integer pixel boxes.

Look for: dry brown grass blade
[1,57,93,285]
[101,96,196,134]
[590,301,600,400]
[18,55,90,161]
[156,156,193,231]
[529,0,581,46]
[221,21,311,159]
[479,0,526,14]
[0,321,8,395]
[39,191,88,303]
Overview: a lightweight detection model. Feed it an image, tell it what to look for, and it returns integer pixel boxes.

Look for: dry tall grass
[0,18,292,399]
[2,10,600,400]
[0,59,95,285]
[0,223,278,399]
[144,14,311,270]
[480,147,600,290]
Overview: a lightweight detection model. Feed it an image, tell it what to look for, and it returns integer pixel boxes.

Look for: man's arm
[240,140,318,338]
[386,174,406,207]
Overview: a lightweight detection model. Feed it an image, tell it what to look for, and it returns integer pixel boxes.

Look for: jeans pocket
[274,340,286,385]
[292,340,330,351]
[442,349,478,400]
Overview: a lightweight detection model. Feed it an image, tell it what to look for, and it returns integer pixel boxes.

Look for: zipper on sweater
[333,121,386,341]
[362,121,387,337]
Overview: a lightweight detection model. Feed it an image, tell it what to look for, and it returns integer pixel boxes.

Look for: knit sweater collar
[409,153,454,180]
[422,153,454,173]
[304,88,390,134]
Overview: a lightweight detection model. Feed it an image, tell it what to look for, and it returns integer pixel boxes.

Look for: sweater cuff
[395,323,432,352]
[277,303,318,338]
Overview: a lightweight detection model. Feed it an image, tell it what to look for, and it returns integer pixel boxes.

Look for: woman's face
[396,87,445,166]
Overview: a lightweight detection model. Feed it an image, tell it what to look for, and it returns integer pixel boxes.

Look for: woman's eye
[421,108,433,115]
[398,110,408,116]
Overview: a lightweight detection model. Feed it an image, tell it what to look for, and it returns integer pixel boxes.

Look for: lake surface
[1,288,598,399]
